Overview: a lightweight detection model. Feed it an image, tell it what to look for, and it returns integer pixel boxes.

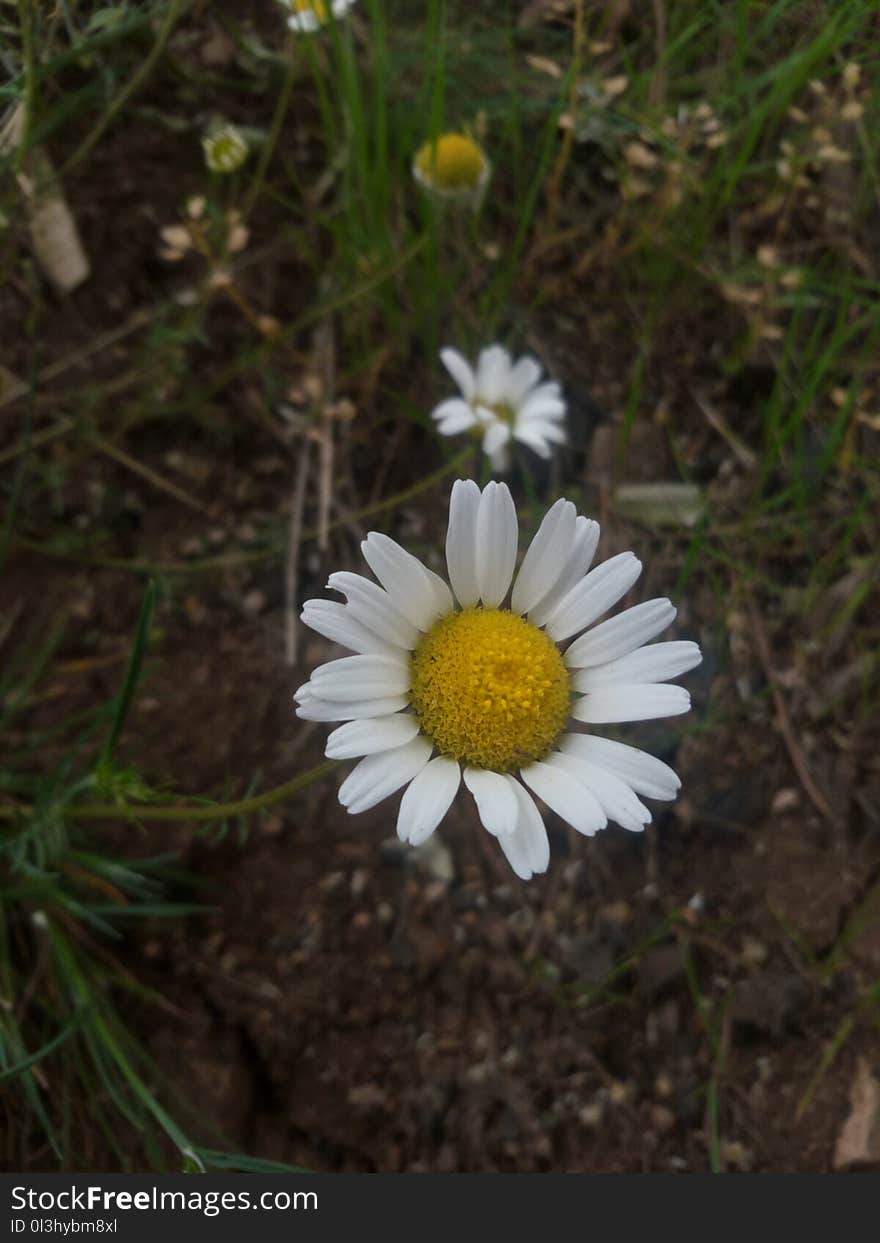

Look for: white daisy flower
[432,346,566,472]
[281,0,356,33]
[412,132,491,203]
[294,481,701,881]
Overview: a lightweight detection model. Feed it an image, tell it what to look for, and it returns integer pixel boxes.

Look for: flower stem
[59,0,188,180]
[0,760,339,824]
[242,35,300,220]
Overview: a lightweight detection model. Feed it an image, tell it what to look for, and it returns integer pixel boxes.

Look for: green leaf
[99,580,156,769]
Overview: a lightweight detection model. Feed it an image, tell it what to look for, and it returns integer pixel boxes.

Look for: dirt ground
[3,5,880,1174]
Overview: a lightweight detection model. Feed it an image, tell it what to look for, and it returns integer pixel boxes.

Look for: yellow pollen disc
[409,608,570,772]
[486,400,515,427]
[294,0,328,16]
[415,133,487,190]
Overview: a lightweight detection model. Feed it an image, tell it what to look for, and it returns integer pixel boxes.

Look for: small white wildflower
[431,345,566,472]
[842,62,861,89]
[202,124,249,174]
[281,0,357,33]
[158,223,192,262]
[412,132,491,203]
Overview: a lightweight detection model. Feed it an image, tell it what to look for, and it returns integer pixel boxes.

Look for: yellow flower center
[485,400,515,426]
[415,133,487,190]
[410,608,570,772]
[294,0,328,15]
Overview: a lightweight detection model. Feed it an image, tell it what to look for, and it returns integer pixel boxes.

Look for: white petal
[518,398,566,423]
[397,756,461,845]
[572,641,702,691]
[554,744,651,832]
[545,552,642,642]
[325,713,421,759]
[565,599,677,668]
[431,398,478,432]
[294,687,410,722]
[463,767,519,836]
[287,12,321,31]
[517,419,566,445]
[475,481,518,607]
[437,417,473,438]
[310,652,410,701]
[563,734,681,800]
[511,498,576,615]
[518,382,564,420]
[497,824,532,880]
[528,516,600,627]
[328,571,419,649]
[445,479,481,607]
[504,356,543,406]
[573,684,691,723]
[520,759,606,837]
[360,533,445,632]
[481,420,510,459]
[514,429,553,459]
[489,443,511,473]
[300,600,401,656]
[497,779,550,879]
[338,736,433,814]
[423,565,455,617]
[475,345,512,405]
[520,396,565,421]
[440,347,476,402]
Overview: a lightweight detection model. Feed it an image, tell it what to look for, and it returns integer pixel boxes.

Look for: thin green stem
[58,0,187,180]
[0,760,339,823]
[241,36,299,220]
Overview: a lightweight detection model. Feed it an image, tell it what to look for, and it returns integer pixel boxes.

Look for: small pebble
[242,589,267,615]
[651,1105,676,1134]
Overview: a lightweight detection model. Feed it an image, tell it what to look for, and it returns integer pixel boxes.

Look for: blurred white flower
[295,481,701,880]
[282,0,356,33]
[412,132,491,202]
[202,124,248,174]
[431,345,567,471]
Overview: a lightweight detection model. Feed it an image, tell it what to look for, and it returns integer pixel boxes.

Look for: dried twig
[0,416,75,468]
[318,412,334,554]
[0,309,154,412]
[2,103,90,291]
[744,588,835,823]
[90,432,215,516]
[691,389,757,470]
